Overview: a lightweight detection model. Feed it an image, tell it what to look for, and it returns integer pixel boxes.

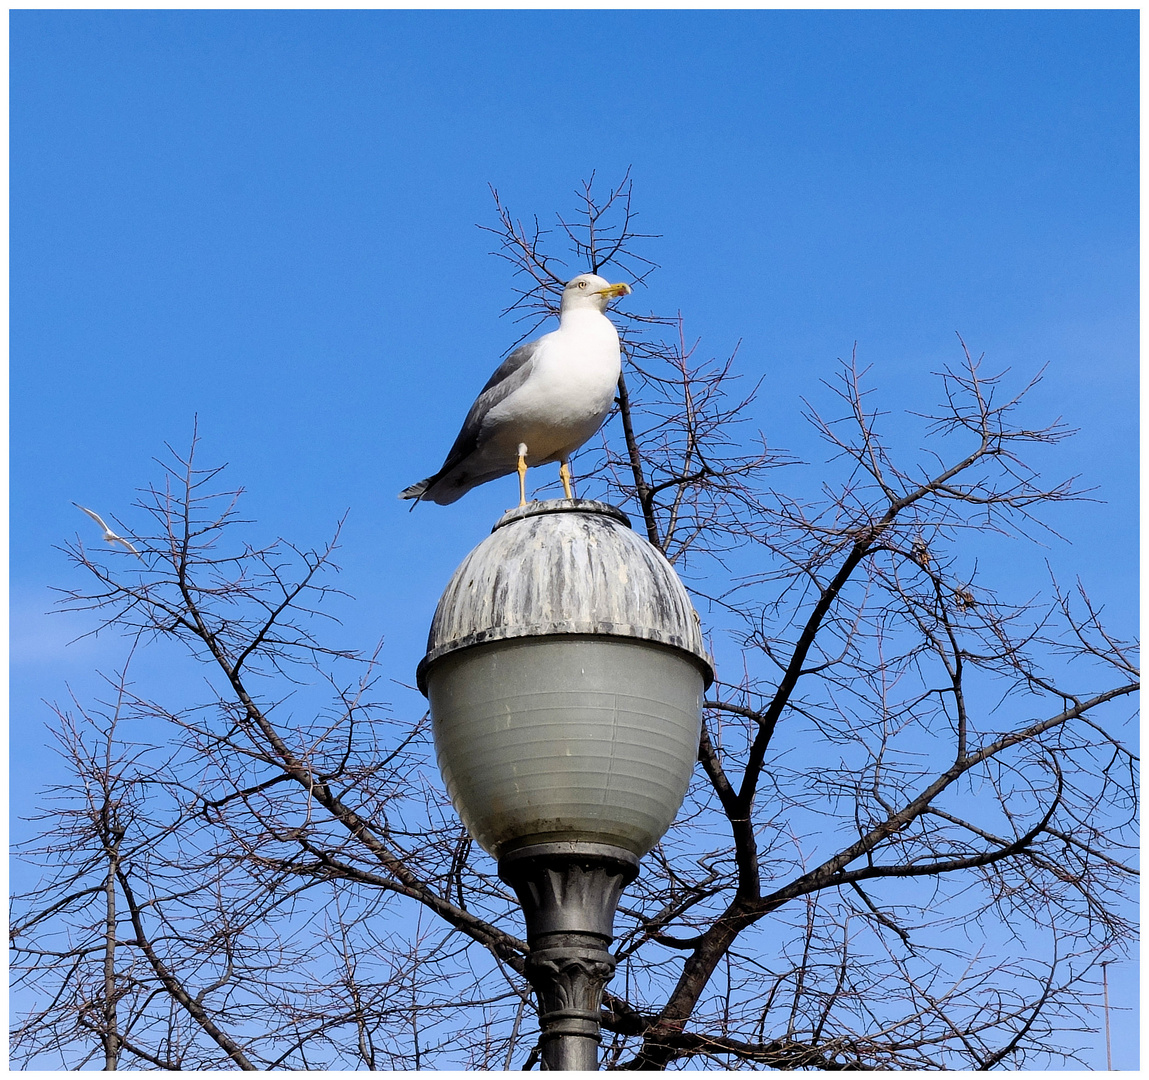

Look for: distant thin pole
[1100,961,1112,1071]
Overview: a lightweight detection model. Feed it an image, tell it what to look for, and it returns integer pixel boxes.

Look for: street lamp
[417,499,713,1070]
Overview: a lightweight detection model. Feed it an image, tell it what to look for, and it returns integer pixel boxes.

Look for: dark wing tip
[399,480,429,501]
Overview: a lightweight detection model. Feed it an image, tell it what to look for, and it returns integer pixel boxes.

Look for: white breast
[482,309,622,463]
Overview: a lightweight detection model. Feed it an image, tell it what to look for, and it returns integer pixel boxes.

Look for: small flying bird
[72,502,140,555]
[400,273,632,507]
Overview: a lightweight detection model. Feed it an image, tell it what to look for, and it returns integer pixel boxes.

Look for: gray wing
[398,340,545,504]
[433,340,541,474]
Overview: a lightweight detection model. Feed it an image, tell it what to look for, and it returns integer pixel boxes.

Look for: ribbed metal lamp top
[416,499,713,694]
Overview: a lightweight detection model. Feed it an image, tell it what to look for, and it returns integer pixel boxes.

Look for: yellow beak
[596,282,632,300]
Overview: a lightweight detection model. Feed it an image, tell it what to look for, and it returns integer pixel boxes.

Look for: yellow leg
[559,460,574,500]
[517,444,528,507]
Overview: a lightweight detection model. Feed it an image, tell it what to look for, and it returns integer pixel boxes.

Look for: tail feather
[398,467,491,506]
[400,454,518,506]
[399,478,430,502]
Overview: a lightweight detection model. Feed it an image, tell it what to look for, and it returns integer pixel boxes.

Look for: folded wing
[399,340,541,505]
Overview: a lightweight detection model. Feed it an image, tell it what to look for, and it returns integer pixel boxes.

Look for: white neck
[559,304,609,328]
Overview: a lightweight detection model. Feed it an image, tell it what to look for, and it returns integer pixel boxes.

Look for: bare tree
[12,176,1137,1070]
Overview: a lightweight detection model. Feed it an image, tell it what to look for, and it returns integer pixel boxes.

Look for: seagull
[400,273,632,507]
[72,502,140,555]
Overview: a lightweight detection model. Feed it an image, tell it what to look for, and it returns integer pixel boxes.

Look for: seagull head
[561,273,632,315]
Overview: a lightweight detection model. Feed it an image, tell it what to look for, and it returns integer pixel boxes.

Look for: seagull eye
[577,281,587,289]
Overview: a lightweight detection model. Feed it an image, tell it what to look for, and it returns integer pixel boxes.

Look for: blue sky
[10,10,1138,1067]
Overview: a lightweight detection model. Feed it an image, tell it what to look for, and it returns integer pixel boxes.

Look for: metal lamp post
[417,499,713,1070]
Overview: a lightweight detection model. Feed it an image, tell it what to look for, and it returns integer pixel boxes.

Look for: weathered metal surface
[416,498,713,693]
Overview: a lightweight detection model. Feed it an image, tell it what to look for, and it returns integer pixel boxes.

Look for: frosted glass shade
[428,636,705,858]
